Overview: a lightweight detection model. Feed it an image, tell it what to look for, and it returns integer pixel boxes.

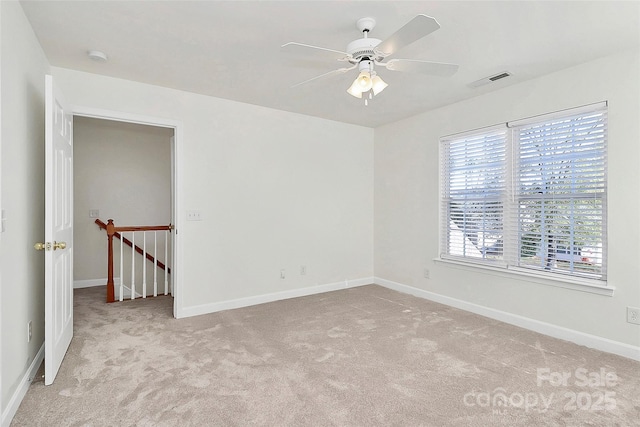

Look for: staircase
[95,219,173,303]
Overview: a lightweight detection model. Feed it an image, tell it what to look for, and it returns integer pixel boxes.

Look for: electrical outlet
[627,307,640,325]
[27,321,32,342]
[423,268,430,279]
[280,269,286,279]
[300,265,306,275]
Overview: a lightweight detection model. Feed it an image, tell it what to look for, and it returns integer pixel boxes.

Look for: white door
[43,74,74,385]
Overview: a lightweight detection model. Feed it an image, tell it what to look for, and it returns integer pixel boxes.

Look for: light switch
[89,209,100,218]
[186,210,203,221]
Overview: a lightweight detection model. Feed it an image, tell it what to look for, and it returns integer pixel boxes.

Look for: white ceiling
[20,1,640,128]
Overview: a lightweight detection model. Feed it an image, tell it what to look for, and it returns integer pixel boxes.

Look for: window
[440,127,507,262]
[440,103,607,283]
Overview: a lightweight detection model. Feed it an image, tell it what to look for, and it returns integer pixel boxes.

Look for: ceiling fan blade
[291,65,357,88]
[374,15,441,57]
[384,59,459,76]
[281,42,352,62]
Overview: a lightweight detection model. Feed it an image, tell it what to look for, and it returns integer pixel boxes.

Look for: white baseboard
[115,283,142,300]
[1,344,44,427]
[178,277,373,319]
[73,278,121,289]
[76,278,144,300]
[374,277,640,362]
[75,279,156,301]
[73,278,105,289]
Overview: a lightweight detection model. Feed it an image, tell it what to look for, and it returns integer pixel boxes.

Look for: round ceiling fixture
[87,50,108,62]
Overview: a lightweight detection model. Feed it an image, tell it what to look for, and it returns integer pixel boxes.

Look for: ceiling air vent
[489,72,510,81]
[468,71,512,88]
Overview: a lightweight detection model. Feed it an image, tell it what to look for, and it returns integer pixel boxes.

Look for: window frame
[438,102,609,294]
[439,124,509,268]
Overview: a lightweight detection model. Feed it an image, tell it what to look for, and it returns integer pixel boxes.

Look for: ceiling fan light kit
[347,84,362,99]
[346,73,388,101]
[346,60,388,100]
[282,14,459,105]
[371,74,388,95]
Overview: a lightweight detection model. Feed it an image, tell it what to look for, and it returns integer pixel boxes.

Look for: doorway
[72,108,182,317]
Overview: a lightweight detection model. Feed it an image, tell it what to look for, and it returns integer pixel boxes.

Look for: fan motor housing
[346,38,384,63]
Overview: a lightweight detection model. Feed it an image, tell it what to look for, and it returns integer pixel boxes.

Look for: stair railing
[95,219,173,303]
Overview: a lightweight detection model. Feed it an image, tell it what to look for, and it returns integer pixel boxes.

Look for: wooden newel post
[106,219,115,303]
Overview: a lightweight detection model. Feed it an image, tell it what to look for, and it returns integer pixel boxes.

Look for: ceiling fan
[281,15,459,104]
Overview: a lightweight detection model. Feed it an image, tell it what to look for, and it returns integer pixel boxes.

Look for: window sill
[433,257,614,297]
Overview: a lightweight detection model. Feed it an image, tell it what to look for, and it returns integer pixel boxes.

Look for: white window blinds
[440,127,507,262]
[512,105,607,279]
[440,102,607,283]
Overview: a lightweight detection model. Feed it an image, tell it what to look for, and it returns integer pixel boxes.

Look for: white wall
[53,67,374,313]
[74,117,172,282]
[0,0,50,420]
[374,49,640,350]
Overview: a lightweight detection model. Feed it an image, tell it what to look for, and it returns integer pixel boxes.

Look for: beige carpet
[12,285,640,426]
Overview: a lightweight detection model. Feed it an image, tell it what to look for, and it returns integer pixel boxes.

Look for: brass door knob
[53,241,66,250]
[34,242,47,251]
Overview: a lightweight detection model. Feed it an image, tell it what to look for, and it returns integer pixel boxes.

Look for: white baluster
[164,230,169,295]
[153,231,158,297]
[131,232,135,300]
[142,231,147,298]
[119,235,124,302]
